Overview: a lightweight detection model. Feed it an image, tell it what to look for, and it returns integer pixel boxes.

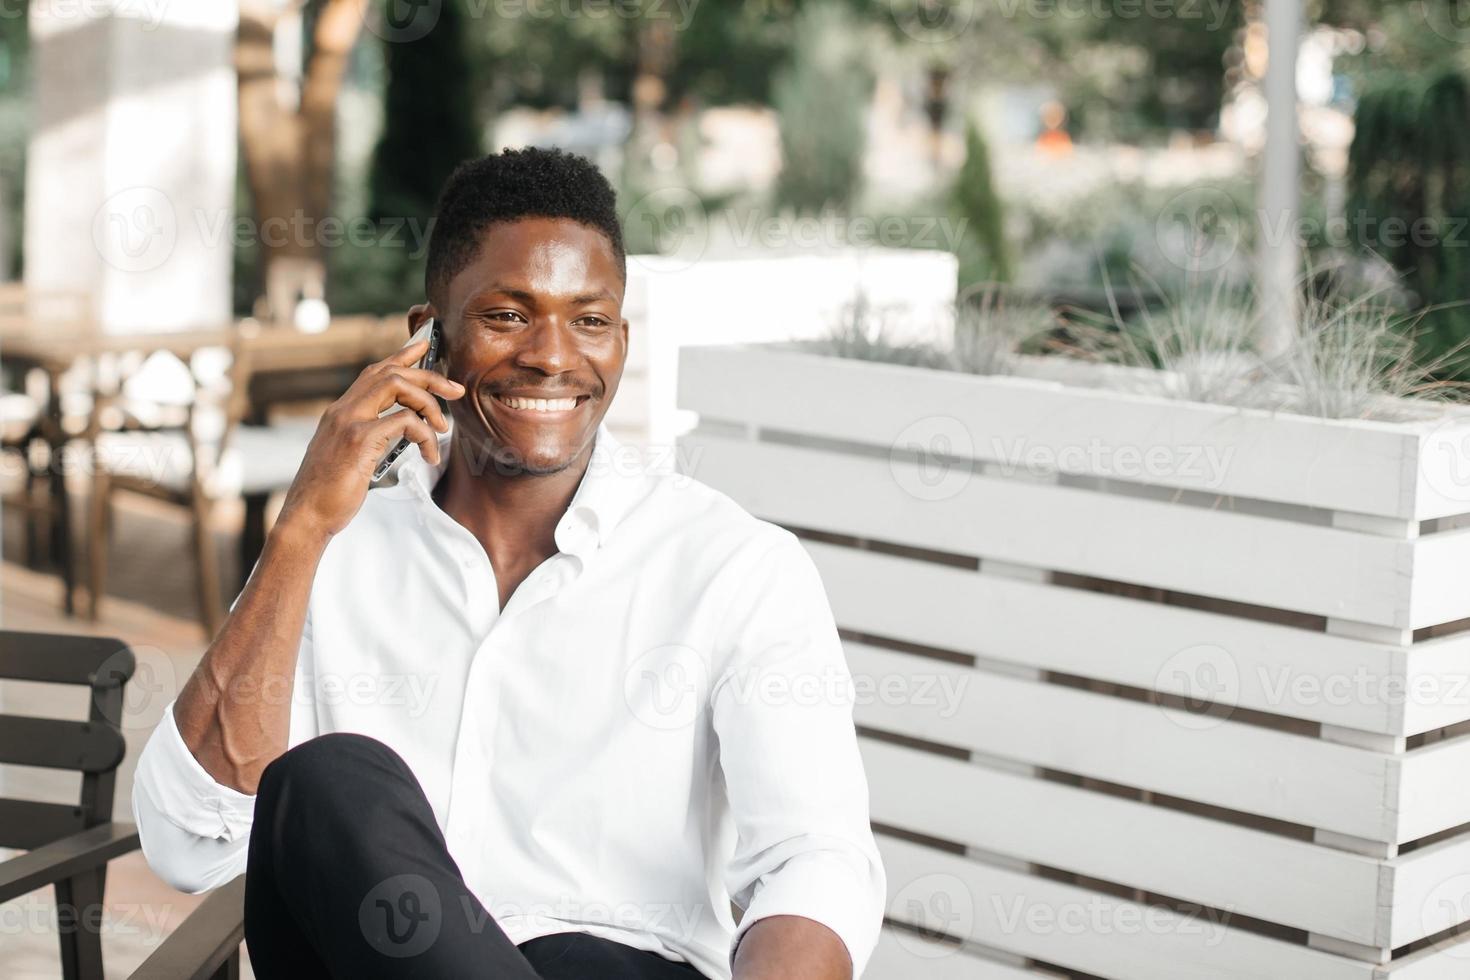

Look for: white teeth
[499,395,579,412]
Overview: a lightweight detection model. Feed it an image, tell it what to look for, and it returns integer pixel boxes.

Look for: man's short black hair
[424,146,626,305]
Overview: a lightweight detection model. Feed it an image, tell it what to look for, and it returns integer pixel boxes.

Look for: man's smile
[486,390,593,419]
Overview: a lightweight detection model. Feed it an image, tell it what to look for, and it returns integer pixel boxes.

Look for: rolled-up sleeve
[131,702,256,893]
[712,531,886,977]
[132,608,316,894]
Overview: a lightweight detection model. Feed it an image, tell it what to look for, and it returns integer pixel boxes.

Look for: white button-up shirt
[132,424,885,979]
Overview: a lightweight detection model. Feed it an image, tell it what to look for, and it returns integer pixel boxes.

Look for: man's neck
[433,436,593,609]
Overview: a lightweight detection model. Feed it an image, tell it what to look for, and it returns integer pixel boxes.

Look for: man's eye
[485,311,524,323]
[576,317,610,328]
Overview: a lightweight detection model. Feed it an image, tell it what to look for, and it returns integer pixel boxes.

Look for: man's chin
[461,435,588,478]
[512,450,580,477]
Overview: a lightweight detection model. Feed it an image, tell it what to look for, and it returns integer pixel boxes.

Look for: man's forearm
[733,915,852,980]
[171,518,328,795]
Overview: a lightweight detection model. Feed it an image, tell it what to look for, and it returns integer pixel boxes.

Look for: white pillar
[24,0,238,334]
[1257,0,1302,357]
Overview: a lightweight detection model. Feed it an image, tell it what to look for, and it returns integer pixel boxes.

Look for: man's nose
[514,317,575,375]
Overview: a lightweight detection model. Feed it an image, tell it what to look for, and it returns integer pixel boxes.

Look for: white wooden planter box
[608,249,957,448]
[678,343,1470,979]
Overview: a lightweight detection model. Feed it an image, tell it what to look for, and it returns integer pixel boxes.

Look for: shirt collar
[392,422,641,559]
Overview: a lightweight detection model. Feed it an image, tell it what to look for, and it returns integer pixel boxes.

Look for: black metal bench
[0,629,250,979]
[0,630,140,979]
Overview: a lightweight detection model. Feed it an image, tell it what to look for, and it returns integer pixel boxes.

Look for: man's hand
[275,339,464,543]
[733,915,853,980]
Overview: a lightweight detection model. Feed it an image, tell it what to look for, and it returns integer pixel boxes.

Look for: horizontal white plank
[847,641,1398,842]
[681,432,1439,629]
[863,739,1385,946]
[1389,833,1470,948]
[867,930,1059,980]
[1403,639,1470,738]
[679,344,1470,521]
[1395,733,1470,843]
[810,540,1455,736]
[1381,929,1470,977]
[877,835,1376,980]
[1410,528,1470,635]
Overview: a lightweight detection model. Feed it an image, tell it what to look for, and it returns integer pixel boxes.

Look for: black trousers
[245,733,709,979]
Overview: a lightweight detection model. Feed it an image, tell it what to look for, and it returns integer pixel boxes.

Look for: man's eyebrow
[474,286,538,305]
[470,286,617,305]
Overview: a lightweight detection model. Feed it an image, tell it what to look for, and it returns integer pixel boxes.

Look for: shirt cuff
[729,848,884,977]
[135,701,258,841]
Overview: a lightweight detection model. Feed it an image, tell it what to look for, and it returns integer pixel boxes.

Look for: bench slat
[0,714,127,772]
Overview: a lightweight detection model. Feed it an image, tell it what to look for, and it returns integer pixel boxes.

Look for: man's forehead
[454,219,622,301]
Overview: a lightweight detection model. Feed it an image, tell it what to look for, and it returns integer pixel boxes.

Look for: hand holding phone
[274,319,462,543]
[372,319,444,482]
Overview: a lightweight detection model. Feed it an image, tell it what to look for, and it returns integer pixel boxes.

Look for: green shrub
[1347,68,1470,379]
[368,0,481,224]
[771,3,870,215]
[952,116,1011,286]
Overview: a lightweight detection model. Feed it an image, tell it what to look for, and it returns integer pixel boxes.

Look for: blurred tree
[1347,67,1470,377]
[368,0,480,223]
[772,2,872,213]
[237,0,367,322]
[463,8,628,114]
[1318,0,1470,71]
[953,116,1011,285]
[624,14,679,198]
[879,1,1244,141]
[462,1,878,116]
[0,5,28,279]
[665,1,811,107]
[1029,4,1244,138]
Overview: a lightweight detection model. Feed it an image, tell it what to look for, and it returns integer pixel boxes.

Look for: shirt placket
[442,530,585,866]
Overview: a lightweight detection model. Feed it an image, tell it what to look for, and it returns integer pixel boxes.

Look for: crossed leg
[244,733,705,979]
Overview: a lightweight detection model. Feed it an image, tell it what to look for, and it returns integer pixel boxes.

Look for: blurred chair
[0,285,93,610]
[0,630,141,980]
[0,374,50,565]
[86,325,317,636]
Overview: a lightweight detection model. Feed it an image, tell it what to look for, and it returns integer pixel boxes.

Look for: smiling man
[131,148,885,980]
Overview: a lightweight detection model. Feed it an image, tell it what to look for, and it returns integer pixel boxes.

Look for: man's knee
[257,733,414,820]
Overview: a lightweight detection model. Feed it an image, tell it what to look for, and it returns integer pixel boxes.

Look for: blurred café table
[0,314,405,615]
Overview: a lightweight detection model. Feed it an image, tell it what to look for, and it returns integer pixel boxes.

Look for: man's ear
[407,303,436,337]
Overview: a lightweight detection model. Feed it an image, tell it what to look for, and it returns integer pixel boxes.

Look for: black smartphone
[371,318,443,483]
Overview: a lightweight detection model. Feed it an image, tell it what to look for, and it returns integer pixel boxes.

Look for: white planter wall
[610,249,957,448]
[679,344,1470,979]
